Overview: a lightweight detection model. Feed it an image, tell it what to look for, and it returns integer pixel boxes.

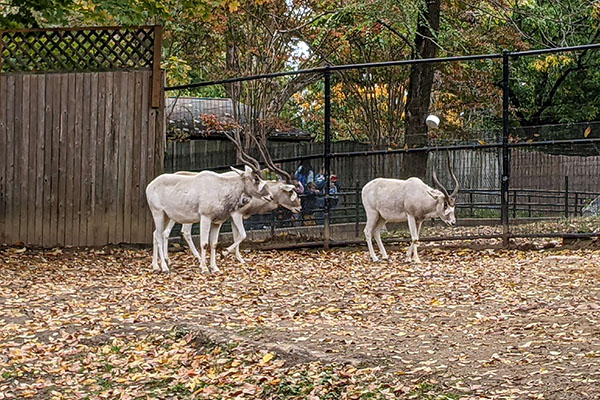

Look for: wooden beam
[1,25,157,34]
[0,31,3,105]
[151,25,163,109]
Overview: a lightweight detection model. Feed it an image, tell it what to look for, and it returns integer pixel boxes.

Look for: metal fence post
[501,50,511,246]
[271,210,276,240]
[355,180,360,237]
[564,176,569,219]
[323,66,332,249]
[470,192,474,216]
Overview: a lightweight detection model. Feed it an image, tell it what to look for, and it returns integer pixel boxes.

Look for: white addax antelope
[362,158,460,263]
[163,137,301,265]
[145,134,272,273]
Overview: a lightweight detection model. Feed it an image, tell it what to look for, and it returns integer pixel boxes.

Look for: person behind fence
[301,182,321,224]
[314,166,326,192]
[311,171,339,224]
[329,175,339,209]
[295,161,314,189]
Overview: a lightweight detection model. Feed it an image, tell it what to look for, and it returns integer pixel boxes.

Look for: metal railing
[165,43,600,247]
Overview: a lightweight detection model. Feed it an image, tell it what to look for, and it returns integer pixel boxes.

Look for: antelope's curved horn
[250,135,293,183]
[223,131,261,174]
[447,152,460,198]
[432,170,451,200]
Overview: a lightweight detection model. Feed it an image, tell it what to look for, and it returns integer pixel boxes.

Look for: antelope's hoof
[152,264,161,272]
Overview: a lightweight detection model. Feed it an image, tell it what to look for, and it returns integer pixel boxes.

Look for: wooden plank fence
[165,140,501,190]
[0,70,165,246]
[511,148,600,192]
[166,139,600,195]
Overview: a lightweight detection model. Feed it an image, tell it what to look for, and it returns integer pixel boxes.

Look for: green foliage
[510,51,600,130]
[1,0,220,28]
[0,0,75,28]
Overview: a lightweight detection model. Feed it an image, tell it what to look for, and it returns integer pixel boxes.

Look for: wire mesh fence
[164,44,600,247]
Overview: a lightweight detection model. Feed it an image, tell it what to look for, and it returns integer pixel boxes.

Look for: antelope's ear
[282,184,295,192]
[244,165,253,175]
[239,195,251,206]
[231,166,243,175]
[290,191,298,202]
[258,180,267,191]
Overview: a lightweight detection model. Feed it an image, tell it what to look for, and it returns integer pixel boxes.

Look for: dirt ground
[1,242,599,399]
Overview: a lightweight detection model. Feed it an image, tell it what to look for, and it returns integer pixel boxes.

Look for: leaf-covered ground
[1,243,599,399]
[384,216,600,240]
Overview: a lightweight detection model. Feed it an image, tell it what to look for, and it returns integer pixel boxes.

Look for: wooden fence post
[151,25,163,109]
[0,31,3,103]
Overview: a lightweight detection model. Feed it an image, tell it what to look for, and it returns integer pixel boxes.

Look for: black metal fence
[165,43,600,247]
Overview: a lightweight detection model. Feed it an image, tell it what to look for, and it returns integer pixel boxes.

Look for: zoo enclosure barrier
[0,25,166,247]
[165,43,600,248]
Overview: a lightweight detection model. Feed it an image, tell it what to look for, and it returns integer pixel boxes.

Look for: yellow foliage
[357,84,389,99]
[228,0,240,12]
[332,83,346,101]
[533,55,573,72]
[444,110,461,128]
[533,59,549,72]
[594,2,600,18]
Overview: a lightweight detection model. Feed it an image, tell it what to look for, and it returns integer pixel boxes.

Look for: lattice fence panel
[0,27,155,73]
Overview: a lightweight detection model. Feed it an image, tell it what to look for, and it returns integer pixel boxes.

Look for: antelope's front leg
[406,215,421,263]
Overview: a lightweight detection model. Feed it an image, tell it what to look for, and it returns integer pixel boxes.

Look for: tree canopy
[2,0,599,145]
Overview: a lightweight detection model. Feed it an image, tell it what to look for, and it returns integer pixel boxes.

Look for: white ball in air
[426,114,440,128]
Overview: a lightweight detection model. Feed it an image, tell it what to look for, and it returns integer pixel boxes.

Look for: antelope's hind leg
[374,218,388,260]
[181,223,203,265]
[208,222,223,273]
[364,210,381,262]
[226,213,247,264]
[198,216,212,273]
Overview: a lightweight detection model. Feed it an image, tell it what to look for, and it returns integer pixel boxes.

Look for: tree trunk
[401,0,441,179]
